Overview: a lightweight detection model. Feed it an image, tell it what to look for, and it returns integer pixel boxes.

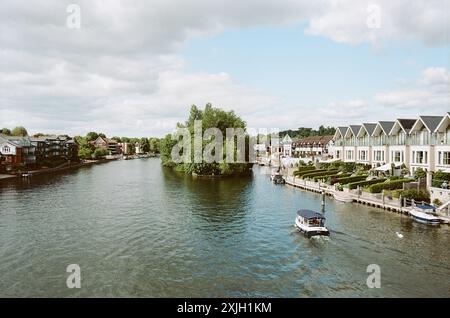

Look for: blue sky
[184,24,448,113]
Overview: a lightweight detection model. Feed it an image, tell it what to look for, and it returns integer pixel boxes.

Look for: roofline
[434,113,450,133]
[410,117,432,133]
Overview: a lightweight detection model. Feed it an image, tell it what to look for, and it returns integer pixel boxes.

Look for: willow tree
[160,104,253,176]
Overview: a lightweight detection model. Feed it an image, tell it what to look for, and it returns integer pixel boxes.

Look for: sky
[0,0,449,137]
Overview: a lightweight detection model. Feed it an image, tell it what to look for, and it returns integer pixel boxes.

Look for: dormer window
[2,145,10,153]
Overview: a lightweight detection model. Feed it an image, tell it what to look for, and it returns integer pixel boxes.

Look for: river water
[0,158,449,297]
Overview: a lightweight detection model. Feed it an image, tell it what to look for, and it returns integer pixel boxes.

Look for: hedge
[301,170,339,180]
[368,178,414,193]
[401,189,430,203]
[294,169,325,177]
[296,166,316,173]
[327,173,352,184]
[332,175,367,186]
[313,173,351,182]
[347,178,387,190]
[432,179,448,188]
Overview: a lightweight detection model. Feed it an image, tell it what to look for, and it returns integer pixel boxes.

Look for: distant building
[292,135,334,157]
[0,134,78,172]
[91,136,121,155]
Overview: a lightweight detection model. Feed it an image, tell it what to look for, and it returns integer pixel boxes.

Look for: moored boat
[333,191,353,203]
[270,173,285,184]
[295,209,330,237]
[409,205,441,225]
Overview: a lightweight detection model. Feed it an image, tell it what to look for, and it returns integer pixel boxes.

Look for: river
[0,158,449,297]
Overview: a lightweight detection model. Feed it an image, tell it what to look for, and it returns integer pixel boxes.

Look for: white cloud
[0,0,449,136]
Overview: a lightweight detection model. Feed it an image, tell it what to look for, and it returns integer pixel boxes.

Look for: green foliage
[347,178,386,190]
[401,189,431,203]
[92,148,109,159]
[301,169,339,180]
[78,147,93,160]
[86,132,106,142]
[314,173,350,182]
[1,128,11,135]
[295,166,316,173]
[279,125,336,139]
[327,173,352,184]
[433,170,450,182]
[333,175,368,186]
[294,169,325,177]
[149,138,160,153]
[368,178,413,193]
[159,104,251,176]
[414,167,427,179]
[433,198,442,206]
[11,126,28,137]
[139,137,150,153]
[160,134,178,167]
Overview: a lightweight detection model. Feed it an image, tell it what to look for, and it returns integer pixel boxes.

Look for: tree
[149,138,160,153]
[112,136,122,143]
[79,147,93,160]
[414,167,427,180]
[160,104,251,176]
[86,132,99,142]
[11,126,28,137]
[139,138,150,153]
[93,148,109,159]
[1,128,11,135]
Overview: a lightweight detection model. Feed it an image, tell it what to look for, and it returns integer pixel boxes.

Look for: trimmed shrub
[294,169,325,177]
[314,173,350,182]
[333,175,367,186]
[348,178,387,190]
[401,189,430,203]
[328,173,352,184]
[433,170,450,181]
[296,166,316,173]
[368,178,413,193]
[301,169,339,180]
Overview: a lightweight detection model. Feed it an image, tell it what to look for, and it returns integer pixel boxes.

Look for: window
[374,150,384,161]
[358,150,367,161]
[439,151,450,165]
[413,151,428,164]
[336,150,341,159]
[346,150,353,160]
[2,145,10,153]
[391,151,403,163]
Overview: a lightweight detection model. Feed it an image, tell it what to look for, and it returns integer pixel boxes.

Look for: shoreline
[0,158,116,182]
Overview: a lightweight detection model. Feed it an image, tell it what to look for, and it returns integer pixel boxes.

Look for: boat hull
[295,218,330,237]
[409,210,441,225]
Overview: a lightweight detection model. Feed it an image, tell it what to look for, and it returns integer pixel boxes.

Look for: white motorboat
[333,191,353,203]
[295,209,330,237]
[409,205,441,225]
[270,172,285,184]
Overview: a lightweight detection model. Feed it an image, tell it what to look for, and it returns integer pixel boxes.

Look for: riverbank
[282,173,450,225]
[0,158,117,182]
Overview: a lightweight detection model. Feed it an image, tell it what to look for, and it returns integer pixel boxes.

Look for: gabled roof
[344,125,361,138]
[411,115,444,133]
[372,121,395,136]
[435,113,450,133]
[396,119,416,133]
[358,123,377,137]
[334,127,348,139]
[281,134,292,144]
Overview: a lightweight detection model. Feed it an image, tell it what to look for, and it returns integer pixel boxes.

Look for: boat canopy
[416,205,435,210]
[297,209,326,220]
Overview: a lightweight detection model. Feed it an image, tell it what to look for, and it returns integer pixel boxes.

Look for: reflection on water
[0,159,449,297]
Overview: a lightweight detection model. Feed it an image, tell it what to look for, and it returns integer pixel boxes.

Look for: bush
[328,173,352,185]
[314,173,350,182]
[389,176,401,181]
[368,178,413,193]
[348,178,387,190]
[433,170,450,182]
[296,166,316,173]
[433,198,442,207]
[414,167,426,179]
[301,170,339,180]
[93,148,109,159]
[401,189,430,203]
[333,175,367,186]
[294,169,325,177]
[432,179,447,188]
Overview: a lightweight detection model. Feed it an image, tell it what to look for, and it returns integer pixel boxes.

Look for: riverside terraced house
[331,113,450,174]
[0,134,79,172]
